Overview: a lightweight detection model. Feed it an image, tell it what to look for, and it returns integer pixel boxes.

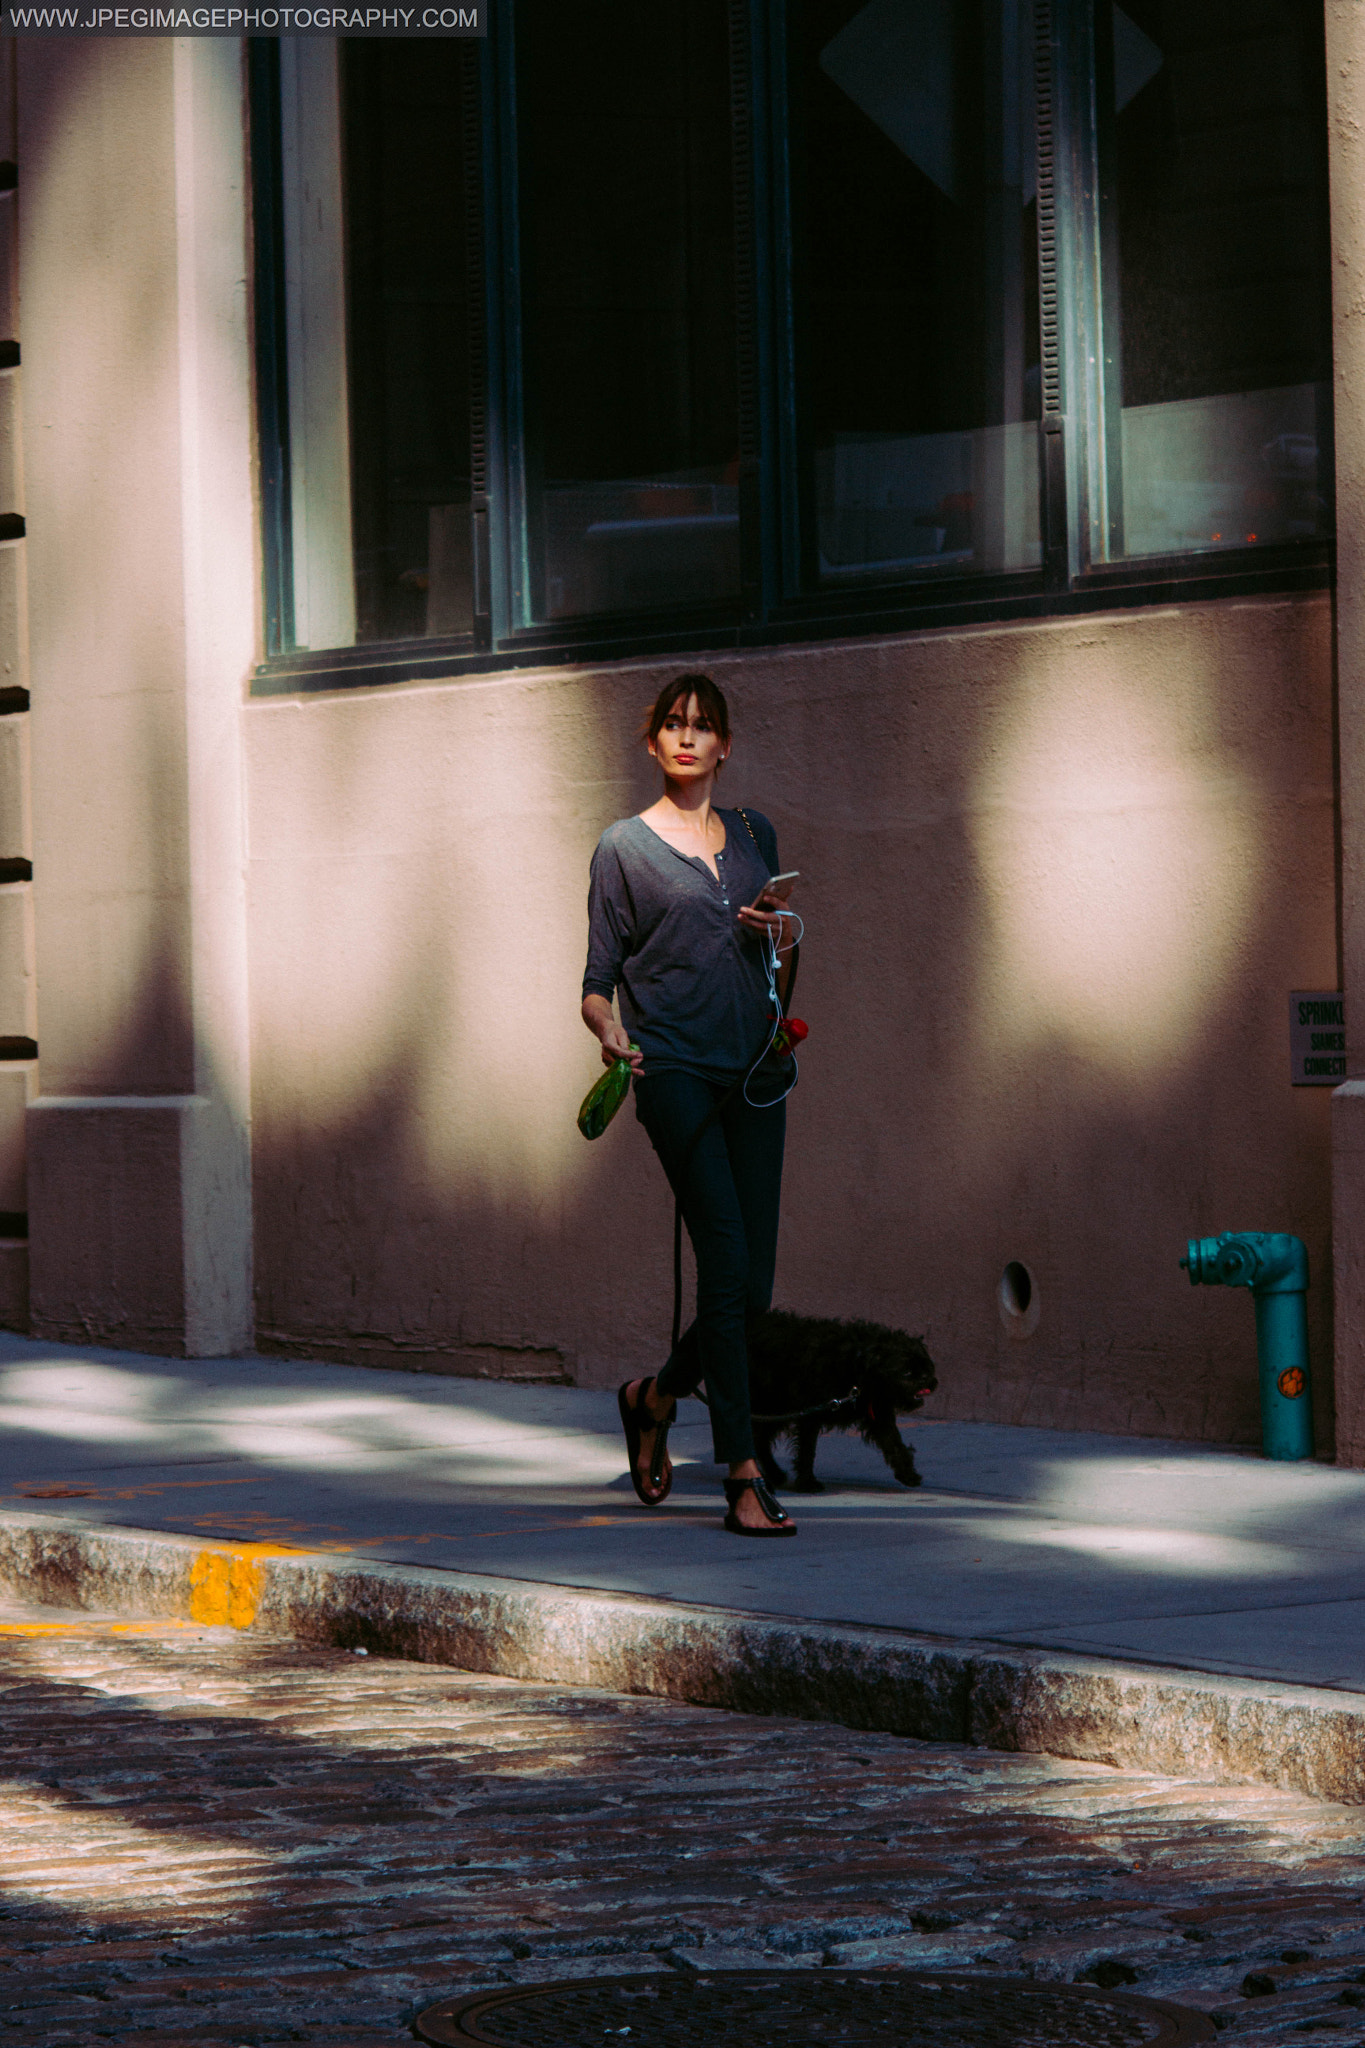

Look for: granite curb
[0,1508,1361,1805]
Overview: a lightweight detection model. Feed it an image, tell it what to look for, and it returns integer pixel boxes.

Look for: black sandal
[723,1474,797,1537]
[618,1376,676,1506]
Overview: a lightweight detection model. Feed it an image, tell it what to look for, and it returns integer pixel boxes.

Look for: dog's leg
[869,1417,922,1488]
[753,1423,787,1490]
[792,1416,825,1493]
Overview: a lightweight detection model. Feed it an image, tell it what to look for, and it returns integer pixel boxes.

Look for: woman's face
[649,693,730,784]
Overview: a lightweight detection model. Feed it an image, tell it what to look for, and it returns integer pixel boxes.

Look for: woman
[581,672,799,1537]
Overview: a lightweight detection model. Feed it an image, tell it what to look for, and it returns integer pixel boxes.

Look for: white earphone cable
[743,907,805,1109]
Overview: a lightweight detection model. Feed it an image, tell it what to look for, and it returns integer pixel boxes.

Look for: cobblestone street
[3,1602,1365,2048]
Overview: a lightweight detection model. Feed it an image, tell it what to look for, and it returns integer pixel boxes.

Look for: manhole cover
[414,1970,1217,2048]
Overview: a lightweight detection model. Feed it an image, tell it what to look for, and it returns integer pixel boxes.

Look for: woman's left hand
[737,891,787,940]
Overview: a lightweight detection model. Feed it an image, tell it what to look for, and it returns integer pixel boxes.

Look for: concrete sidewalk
[5,1329,1365,1801]
[0,1330,1360,1690]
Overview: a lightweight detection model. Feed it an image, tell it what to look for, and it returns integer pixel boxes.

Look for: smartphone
[748,870,800,911]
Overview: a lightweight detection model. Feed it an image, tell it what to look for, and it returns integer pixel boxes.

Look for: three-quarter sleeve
[582,839,633,1004]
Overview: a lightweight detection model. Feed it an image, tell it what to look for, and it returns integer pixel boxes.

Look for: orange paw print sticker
[1277,1367,1307,1399]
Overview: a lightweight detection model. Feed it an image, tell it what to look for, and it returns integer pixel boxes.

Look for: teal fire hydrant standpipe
[1180,1233,1313,1460]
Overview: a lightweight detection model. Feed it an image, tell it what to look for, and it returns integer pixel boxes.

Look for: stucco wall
[246,591,1336,1448]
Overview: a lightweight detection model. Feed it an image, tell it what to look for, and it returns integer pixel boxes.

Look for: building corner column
[172,35,254,1354]
[1328,4,1365,1462]
[19,37,254,1357]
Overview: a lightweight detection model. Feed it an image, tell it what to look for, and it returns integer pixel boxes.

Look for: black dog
[746,1309,938,1493]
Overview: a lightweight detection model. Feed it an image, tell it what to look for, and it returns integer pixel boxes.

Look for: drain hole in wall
[1001,1262,1031,1315]
[999,1261,1040,1338]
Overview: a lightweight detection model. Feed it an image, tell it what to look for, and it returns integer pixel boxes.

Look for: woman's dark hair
[643,672,731,752]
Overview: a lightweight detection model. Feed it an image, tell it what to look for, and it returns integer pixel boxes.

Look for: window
[1095,0,1332,563]
[514,0,739,624]
[790,0,1041,587]
[248,0,1334,687]
[343,39,479,643]
[253,38,479,652]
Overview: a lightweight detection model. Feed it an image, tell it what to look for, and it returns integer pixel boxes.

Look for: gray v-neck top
[582,807,780,1082]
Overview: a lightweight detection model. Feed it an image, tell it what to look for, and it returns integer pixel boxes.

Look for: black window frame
[246,0,1334,701]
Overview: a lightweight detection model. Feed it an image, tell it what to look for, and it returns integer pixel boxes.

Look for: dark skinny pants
[635,1068,786,1467]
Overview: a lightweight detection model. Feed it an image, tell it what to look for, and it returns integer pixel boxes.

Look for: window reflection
[343,40,476,643]
[515,0,739,623]
[795,0,1042,585]
[275,39,477,652]
[1105,0,1333,559]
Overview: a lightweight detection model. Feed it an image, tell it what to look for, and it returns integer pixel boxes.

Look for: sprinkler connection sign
[1290,991,1345,1085]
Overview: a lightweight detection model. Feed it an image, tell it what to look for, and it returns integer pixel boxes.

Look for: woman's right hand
[583,995,644,1072]
[599,1022,643,1072]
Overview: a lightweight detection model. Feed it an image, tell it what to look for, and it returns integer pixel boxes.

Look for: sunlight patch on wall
[411,683,607,1199]
[250,673,618,1198]
[970,657,1266,1077]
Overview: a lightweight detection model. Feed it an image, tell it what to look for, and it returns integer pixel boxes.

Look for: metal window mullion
[461,44,493,654]
[1044,0,1109,580]
[1034,0,1066,585]
[731,0,782,625]
[762,0,802,603]
[247,38,295,656]
[485,0,527,641]
[1090,0,1124,561]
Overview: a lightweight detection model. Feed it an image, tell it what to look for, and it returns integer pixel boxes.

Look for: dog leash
[692,1385,862,1427]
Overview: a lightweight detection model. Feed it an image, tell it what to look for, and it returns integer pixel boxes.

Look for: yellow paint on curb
[0,1619,192,1638]
[0,1620,87,1636]
[188,1544,304,1628]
